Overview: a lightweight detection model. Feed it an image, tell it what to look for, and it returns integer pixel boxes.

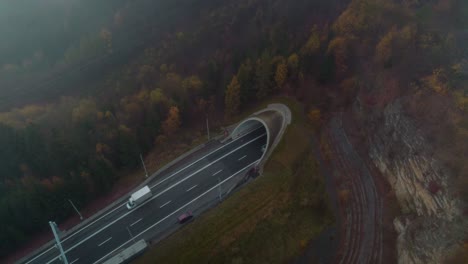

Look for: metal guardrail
[102,240,147,264]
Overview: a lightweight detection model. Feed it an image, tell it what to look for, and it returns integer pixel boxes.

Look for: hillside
[0,0,467,263]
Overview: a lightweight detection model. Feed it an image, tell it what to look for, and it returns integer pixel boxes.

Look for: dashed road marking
[130,218,143,227]
[98,237,112,247]
[160,201,172,208]
[186,185,198,192]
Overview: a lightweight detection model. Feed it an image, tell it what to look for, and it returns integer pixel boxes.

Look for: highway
[21,127,267,264]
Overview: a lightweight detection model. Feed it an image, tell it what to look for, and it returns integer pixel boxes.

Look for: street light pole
[206,115,210,141]
[217,177,222,201]
[68,199,83,220]
[49,221,69,264]
[140,154,148,178]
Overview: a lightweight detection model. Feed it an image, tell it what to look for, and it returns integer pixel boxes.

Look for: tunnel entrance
[230,110,284,163]
[231,119,269,162]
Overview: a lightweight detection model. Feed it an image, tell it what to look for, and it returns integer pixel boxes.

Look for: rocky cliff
[355,100,467,263]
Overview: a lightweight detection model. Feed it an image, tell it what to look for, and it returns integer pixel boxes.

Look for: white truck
[126,186,152,209]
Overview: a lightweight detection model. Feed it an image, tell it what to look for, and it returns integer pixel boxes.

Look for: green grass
[134,97,334,264]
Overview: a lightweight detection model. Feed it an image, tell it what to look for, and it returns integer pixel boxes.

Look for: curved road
[21,127,267,264]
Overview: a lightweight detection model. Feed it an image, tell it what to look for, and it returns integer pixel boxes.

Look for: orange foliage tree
[163,106,181,136]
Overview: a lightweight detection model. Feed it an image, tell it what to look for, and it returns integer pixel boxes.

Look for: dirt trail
[325,113,384,264]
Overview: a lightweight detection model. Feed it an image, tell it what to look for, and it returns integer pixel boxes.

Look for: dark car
[178,212,193,224]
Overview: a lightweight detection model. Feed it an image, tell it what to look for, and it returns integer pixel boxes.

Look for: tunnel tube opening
[231,118,269,163]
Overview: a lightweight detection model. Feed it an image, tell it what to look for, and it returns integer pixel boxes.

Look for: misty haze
[0,0,467,264]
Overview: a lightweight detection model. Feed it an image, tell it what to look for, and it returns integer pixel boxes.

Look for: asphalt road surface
[21,127,267,264]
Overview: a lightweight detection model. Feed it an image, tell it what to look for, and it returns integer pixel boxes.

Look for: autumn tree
[423,68,450,95]
[162,73,186,106]
[375,28,396,67]
[287,53,300,79]
[72,98,98,129]
[375,24,417,69]
[162,106,181,136]
[327,37,351,79]
[237,59,255,104]
[225,76,241,118]
[301,25,321,56]
[182,75,203,95]
[150,88,168,106]
[256,52,274,100]
[137,65,156,88]
[275,60,288,89]
[117,125,140,168]
[308,108,321,130]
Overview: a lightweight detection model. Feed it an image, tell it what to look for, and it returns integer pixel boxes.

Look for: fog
[0,0,126,65]
[0,0,171,109]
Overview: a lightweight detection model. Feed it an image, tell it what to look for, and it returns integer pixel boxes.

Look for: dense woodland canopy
[0,0,466,259]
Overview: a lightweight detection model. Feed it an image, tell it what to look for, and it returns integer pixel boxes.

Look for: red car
[178,212,193,224]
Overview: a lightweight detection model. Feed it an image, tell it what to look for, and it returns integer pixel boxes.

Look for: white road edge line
[212,169,223,176]
[46,134,266,264]
[92,159,261,264]
[149,126,263,190]
[238,155,247,161]
[186,185,198,192]
[159,200,171,208]
[70,258,79,264]
[24,127,264,264]
[98,237,112,247]
[130,218,143,227]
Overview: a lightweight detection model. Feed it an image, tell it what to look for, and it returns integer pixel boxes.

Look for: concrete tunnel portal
[230,109,285,163]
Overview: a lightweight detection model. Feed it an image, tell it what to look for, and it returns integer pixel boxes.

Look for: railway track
[326,114,383,264]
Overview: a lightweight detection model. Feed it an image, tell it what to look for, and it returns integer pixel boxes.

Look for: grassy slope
[134,97,334,264]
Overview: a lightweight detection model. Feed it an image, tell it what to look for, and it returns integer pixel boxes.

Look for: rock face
[357,100,467,263]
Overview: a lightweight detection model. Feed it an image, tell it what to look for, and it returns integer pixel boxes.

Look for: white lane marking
[46,134,266,264]
[98,237,112,247]
[93,240,133,264]
[160,200,171,208]
[92,159,261,264]
[212,169,223,176]
[238,155,247,161]
[130,218,143,227]
[26,205,125,264]
[150,126,264,189]
[186,185,198,192]
[70,258,79,264]
[26,128,264,264]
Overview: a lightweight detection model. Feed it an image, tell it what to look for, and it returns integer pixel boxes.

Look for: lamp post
[140,154,148,178]
[206,115,210,140]
[68,199,83,221]
[49,221,68,264]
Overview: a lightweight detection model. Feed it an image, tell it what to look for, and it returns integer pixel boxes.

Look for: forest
[0,0,467,260]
